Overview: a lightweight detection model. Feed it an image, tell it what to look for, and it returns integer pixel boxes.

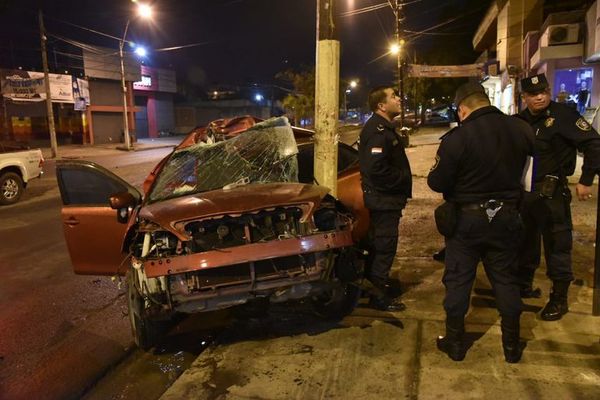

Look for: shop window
[554,68,593,115]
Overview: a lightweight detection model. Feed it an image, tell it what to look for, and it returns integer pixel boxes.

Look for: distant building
[0,69,85,145]
[174,84,284,134]
[0,49,178,146]
[473,0,600,129]
[133,65,177,138]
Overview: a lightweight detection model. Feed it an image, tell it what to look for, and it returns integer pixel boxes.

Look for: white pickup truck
[0,142,44,205]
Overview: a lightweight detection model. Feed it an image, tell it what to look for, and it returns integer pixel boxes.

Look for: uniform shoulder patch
[576,117,592,132]
[371,147,383,154]
[376,124,385,132]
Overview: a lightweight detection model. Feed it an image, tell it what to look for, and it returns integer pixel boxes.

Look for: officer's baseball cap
[520,73,549,93]
[453,82,486,106]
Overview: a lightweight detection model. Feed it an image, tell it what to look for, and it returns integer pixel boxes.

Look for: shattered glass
[148,117,299,203]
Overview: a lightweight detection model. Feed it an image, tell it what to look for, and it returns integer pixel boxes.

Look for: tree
[276,68,315,127]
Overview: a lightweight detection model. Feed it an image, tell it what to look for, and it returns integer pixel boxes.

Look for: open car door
[56,160,142,275]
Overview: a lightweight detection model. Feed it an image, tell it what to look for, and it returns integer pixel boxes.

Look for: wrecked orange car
[56,117,368,349]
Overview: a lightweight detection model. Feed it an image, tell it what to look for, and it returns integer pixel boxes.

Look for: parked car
[0,141,44,205]
[424,104,457,126]
[56,117,369,349]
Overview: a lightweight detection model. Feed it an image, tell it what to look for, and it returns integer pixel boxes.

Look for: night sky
[0,0,491,89]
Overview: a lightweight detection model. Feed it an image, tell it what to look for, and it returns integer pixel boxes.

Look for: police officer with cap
[359,86,412,311]
[518,73,600,321]
[428,82,534,363]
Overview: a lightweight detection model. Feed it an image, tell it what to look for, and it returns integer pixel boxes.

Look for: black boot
[368,295,406,311]
[501,315,523,363]
[541,281,570,321]
[437,316,467,361]
[519,269,541,298]
[367,276,403,301]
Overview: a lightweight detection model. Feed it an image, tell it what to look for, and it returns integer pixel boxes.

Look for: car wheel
[311,282,361,320]
[127,270,163,350]
[0,172,24,205]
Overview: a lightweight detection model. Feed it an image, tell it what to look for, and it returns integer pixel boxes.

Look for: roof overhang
[473,1,503,51]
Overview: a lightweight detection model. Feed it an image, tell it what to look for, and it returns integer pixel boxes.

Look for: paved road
[0,147,174,400]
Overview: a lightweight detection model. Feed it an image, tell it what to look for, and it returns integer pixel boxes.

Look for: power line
[340,0,425,18]
[43,13,127,44]
[402,5,489,40]
[340,2,389,18]
[154,41,216,52]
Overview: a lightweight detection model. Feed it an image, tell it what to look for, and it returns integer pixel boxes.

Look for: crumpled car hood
[139,182,329,239]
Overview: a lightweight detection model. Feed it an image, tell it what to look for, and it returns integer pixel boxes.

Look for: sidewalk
[39,136,183,160]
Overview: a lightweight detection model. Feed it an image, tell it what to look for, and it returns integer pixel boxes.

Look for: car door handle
[64,217,80,227]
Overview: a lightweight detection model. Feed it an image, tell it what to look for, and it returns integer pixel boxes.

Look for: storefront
[133,65,176,138]
[0,69,88,145]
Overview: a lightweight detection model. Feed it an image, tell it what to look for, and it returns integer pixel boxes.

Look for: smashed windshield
[148,117,299,203]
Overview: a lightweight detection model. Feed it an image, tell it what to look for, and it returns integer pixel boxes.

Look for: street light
[134,46,147,57]
[343,80,358,120]
[119,2,152,151]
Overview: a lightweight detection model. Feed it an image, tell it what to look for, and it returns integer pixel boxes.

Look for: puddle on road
[82,310,230,400]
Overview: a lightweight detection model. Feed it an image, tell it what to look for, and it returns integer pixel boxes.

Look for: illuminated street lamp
[119,2,152,150]
[343,80,359,120]
[134,46,147,57]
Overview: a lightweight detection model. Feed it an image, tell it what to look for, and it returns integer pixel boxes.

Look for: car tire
[0,172,24,205]
[311,282,361,320]
[127,270,163,350]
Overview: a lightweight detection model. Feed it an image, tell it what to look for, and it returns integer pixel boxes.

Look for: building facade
[133,65,177,138]
[474,0,600,128]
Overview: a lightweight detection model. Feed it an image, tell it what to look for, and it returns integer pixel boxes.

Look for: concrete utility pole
[395,0,405,128]
[38,9,58,158]
[314,0,340,196]
[119,20,133,151]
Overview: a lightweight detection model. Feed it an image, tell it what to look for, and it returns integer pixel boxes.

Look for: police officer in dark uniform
[428,82,534,363]
[518,73,600,321]
[359,86,412,311]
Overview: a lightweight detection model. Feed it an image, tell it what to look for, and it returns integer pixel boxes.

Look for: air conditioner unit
[540,24,580,46]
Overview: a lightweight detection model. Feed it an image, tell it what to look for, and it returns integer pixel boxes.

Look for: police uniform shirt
[358,113,412,209]
[519,101,600,186]
[428,106,534,203]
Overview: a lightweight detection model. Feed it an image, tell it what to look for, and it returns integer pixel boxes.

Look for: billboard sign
[406,64,484,79]
[72,77,90,111]
[0,70,74,103]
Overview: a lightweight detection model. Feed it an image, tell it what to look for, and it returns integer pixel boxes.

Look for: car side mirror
[109,191,137,224]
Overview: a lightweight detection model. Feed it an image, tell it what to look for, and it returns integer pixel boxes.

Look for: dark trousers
[366,209,401,284]
[518,190,574,284]
[444,208,523,319]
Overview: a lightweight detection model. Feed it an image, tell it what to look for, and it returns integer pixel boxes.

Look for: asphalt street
[0,146,175,400]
